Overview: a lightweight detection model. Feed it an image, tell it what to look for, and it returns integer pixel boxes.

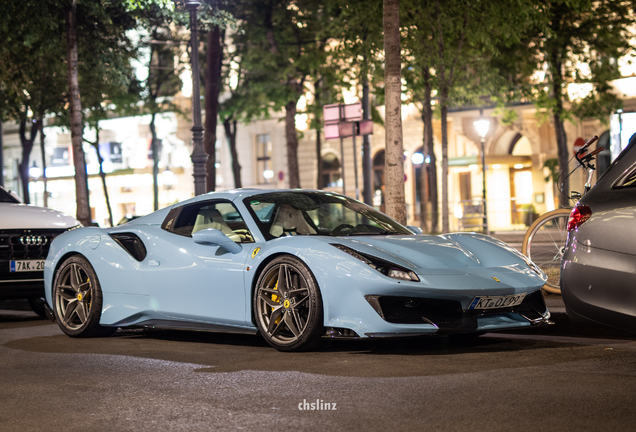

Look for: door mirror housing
[406,225,423,235]
[192,228,243,254]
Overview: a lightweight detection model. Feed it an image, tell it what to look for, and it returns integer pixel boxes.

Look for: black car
[0,185,80,317]
[561,138,636,333]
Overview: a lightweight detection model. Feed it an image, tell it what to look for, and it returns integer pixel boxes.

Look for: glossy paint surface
[45,189,549,338]
[0,203,79,229]
[561,143,636,333]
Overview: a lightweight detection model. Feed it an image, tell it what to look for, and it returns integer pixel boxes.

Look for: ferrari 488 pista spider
[45,189,550,351]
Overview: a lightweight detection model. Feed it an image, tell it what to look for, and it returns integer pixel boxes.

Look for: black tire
[521,208,571,295]
[52,255,116,337]
[254,255,324,352]
[27,297,47,319]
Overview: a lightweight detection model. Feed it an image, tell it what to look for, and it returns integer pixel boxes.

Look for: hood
[0,203,80,229]
[337,233,527,273]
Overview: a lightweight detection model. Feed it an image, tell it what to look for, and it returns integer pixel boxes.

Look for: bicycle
[521,135,603,294]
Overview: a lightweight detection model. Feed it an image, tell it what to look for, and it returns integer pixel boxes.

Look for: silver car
[561,139,636,333]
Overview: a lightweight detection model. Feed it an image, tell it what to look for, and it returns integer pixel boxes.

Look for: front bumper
[322,267,549,338]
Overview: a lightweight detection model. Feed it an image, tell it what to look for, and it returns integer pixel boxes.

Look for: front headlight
[331,244,420,282]
[522,255,545,278]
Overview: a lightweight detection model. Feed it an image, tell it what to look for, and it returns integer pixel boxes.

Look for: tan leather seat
[270,205,316,237]
[193,208,241,241]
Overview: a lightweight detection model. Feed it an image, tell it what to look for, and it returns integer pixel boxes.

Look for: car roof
[191,188,337,204]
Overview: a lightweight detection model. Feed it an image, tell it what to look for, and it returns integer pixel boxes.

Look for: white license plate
[468,293,527,310]
[9,260,45,272]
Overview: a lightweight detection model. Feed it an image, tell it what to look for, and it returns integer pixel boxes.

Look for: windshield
[244,191,413,240]
[0,186,20,203]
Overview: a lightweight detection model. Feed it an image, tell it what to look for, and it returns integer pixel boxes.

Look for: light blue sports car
[44,189,550,351]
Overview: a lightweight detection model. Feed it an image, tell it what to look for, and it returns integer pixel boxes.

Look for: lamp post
[186,0,207,196]
[474,116,490,235]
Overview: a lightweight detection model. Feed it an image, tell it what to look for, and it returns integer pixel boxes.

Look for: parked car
[44,189,550,351]
[561,139,636,333]
[0,185,80,316]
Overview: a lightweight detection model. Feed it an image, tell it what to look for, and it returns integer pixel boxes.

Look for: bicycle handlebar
[577,135,598,155]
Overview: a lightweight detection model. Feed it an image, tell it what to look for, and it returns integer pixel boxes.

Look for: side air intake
[110,233,147,262]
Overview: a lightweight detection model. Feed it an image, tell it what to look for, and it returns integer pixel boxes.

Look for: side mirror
[406,225,423,235]
[192,228,243,254]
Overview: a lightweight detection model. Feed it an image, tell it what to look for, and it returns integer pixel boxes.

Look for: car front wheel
[254,256,324,352]
[53,255,116,337]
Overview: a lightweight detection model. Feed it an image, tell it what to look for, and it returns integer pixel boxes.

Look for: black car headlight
[331,244,420,282]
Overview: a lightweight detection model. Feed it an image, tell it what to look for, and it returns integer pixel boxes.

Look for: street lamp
[474,116,490,235]
[185,0,207,196]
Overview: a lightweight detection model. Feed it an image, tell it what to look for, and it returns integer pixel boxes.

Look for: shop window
[459,172,472,201]
[256,134,272,184]
[373,151,385,211]
[321,153,341,188]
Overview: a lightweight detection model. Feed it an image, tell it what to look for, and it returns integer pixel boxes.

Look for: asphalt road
[1,298,635,432]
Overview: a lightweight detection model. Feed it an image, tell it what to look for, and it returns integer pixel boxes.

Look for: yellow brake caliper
[271,280,281,324]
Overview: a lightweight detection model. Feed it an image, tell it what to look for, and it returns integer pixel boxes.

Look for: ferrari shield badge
[492,277,500,282]
[252,247,261,259]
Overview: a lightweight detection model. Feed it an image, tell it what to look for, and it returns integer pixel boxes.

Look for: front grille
[0,229,66,262]
[376,296,464,325]
[370,290,547,330]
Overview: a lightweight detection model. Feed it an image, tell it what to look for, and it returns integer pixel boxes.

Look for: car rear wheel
[53,256,116,337]
[254,256,324,352]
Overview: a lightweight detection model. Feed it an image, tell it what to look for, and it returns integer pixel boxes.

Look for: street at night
[1,297,635,432]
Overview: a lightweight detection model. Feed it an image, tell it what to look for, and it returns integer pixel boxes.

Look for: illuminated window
[256,134,272,184]
[321,153,341,188]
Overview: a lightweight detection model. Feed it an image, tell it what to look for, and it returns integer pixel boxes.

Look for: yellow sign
[251,247,261,259]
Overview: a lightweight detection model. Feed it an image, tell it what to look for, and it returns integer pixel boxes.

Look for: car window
[244,192,412,240]
[615,165,636,188]
[170,201,254,243]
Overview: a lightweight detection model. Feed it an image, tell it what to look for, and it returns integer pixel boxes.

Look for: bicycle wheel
[521,208,572,294]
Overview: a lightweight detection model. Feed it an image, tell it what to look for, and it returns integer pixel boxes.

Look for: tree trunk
[39,118,48,207]
[223,117,242,188]
[66,0,90,226]
[149,113,159,211]
[440,94,449,233]
[203,25,223,192]
[315,78,323,190]
[552,75,569,208]
[285,100,300,189]
[88,126,114,227]
[0,120,4,187]
[362,76,372,205]
[423,69,438,233]
[18,117,40,204]
[383,0,406,224]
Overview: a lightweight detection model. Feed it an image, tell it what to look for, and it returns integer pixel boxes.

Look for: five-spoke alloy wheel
[53,255,115,337]
[254,256,324,351]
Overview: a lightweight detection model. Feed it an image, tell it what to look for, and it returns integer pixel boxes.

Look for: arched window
[321,153,341,188]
